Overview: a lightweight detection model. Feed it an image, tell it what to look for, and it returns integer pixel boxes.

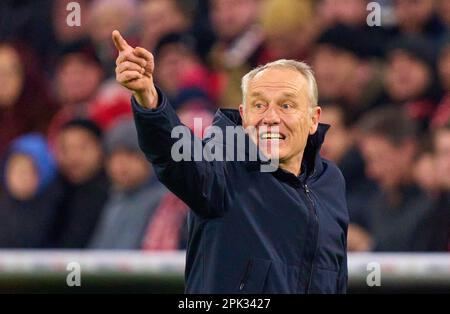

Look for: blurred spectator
[0,42,57,159]
[313,0,389,50]
[89,118,167,249]
[434,122,450,251]
[320,104,377,235]
[53,39,104,110]
[259,0,317,62]
[52,119,109,248]
[0,0,55,69]
[153,32,219,108]
[354,107,438,251]
[388,0,446,40]
[315,0,369,29]
[311,25,385,123]
[0,134,62,248]
[87,0,139,77]
[321,105,354,165]
[416,122,450,251]
[433,36,450,126]
[142,192,189,250]
[436,0,450,30]
[381,35,441,130]
[47,39,104,145]
[48,38,139,145]
[413,136,440,197]
[142,106,213,250]
[208,0,264,108]
[47,0,90,72]
[434,121,450,195]
[139,0,193,53]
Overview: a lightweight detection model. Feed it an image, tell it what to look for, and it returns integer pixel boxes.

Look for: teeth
[261,133,282,139]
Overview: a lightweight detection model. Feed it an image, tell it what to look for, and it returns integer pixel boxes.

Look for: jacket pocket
[238,258,272,294]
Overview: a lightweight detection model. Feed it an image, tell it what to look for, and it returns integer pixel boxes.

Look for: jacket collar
[211,109,329,181]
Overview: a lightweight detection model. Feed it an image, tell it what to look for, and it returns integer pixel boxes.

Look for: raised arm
[113,30,226,218]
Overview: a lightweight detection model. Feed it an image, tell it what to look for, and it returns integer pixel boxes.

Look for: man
[113,30,348,293]
[356,107,437,251]
[208,0,265,109]
[88,118,167,249]
[426,122,450,251]
[311,24,385,124]
[52,119,110,248]
[320,104,377,252]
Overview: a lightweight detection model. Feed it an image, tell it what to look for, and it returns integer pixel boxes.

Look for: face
[88,0,135,43]
[394,0,434,32]
[359,135,414,190]
[5,154,39,201]
[335,0,367,26]
[155,44,195,96]
[55,54,103,105]
[438,46,450,92]
[312,45,359,101]
[210,0,259,41]
[106,149,150,190]
[434,129,450,189]
[385,51,431,102]
[140,0,187,50]
[56,127,103,184]
[320,106,351,163]
[0,45,24,107]
[239,67,320,174]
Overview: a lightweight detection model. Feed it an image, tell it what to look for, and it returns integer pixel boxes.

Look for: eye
[252,103,266,111]
[281,103,292,110]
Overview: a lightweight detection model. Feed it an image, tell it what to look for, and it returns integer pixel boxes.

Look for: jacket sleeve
[131,87,226,219]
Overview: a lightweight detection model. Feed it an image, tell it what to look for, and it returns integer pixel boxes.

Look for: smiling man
[113,30,348,294]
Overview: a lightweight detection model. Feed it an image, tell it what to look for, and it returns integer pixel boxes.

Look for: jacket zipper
[239,260,253,291]
[303,183,319,292]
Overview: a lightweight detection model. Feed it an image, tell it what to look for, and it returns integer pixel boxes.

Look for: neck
[279,154,303,176]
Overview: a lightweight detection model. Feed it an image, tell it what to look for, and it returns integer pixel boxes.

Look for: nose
[262,105,281,126]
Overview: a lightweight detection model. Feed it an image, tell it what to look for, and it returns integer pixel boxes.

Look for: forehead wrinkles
[248,83,309,106]
[248,72,308,97]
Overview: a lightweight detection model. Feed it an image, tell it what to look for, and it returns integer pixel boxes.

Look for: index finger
[112,30,130,52]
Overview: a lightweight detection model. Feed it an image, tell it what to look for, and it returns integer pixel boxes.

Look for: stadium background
[0,0,449,293]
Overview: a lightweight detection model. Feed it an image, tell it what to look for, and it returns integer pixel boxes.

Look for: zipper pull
[239,261,252,291]
[304,184,310,193]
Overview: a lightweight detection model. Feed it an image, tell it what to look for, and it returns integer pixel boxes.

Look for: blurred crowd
[0,0,449,252]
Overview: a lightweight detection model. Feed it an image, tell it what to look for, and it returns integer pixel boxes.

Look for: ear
[239,104,246,127]
[309,106,322,135]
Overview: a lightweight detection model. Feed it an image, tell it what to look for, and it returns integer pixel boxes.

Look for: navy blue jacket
[132,88,349,294]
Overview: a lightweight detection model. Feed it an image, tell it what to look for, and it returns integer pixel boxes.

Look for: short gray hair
[241,59,318,110]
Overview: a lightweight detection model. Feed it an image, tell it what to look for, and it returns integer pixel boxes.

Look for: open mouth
[259,132,286,140]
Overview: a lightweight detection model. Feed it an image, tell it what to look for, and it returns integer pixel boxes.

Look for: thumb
[112,30,130,52]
